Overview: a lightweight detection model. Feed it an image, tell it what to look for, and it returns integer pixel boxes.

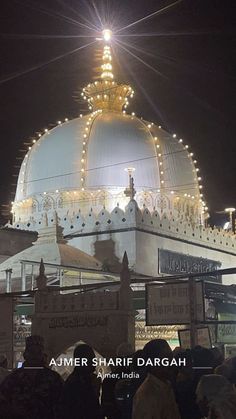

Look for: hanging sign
[178,327,212,349]
[146,281,205,326]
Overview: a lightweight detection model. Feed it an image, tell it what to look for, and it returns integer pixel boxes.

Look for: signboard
[0,297,13,367]
[146,281,205,326]
[178,327,212,349]
[158,249,221,282]
[217,313,236,344]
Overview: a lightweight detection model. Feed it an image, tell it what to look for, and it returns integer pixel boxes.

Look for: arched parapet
[160,212,170,231]
[111,205,125,219]
[151,209,161,228]
[83,208,97,229]
[140,206,152,228]
[97,208,113,230]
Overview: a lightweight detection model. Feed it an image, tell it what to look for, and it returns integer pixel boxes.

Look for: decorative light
[44,129,48,133]
[80,114,83,118]
[32,139,36,143]
[171,190,174,194]
[65,118,68,122]
[102,29,112,42]
[158,125,161,129]
[179,139,183,143]
[58,121,61,124]
[173,134,177,138]
[56,189,59,193]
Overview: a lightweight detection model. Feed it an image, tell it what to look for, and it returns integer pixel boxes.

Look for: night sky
[0,0,235,227]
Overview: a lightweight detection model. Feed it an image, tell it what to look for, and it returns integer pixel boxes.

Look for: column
[21,262,26,291]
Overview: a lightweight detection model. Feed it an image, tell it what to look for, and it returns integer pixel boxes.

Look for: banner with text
[146,281,205,325]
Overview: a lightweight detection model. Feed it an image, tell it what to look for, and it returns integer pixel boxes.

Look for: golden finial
[83,29,134,112]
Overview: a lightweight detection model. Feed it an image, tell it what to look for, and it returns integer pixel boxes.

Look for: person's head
[196,374,236,419]
[116,342,134,358]
[0,354,7,369]
[23,335,45,367]
[73,344,95,374]
[192,346,215,381]
[214,363,231,380]
[131,350,144,372]
[211,347,224,368]
[143,339,172,379]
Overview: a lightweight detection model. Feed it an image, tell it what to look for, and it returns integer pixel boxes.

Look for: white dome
[15,110,199,201]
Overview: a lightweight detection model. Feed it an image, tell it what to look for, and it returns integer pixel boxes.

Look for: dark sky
[0,0,235,226]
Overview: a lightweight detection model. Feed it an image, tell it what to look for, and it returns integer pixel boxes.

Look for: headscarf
[196,374,236,419]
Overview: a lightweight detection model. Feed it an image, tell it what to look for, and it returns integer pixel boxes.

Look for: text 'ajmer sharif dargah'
[0,28,236,300]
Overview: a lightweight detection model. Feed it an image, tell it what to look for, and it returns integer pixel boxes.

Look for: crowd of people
[0,335,236,419]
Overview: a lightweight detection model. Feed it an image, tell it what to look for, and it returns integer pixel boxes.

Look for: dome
[15,111,199,201]
[12,42,202,228]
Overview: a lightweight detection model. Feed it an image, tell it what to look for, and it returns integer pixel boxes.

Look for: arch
[42,196,54,212]
[32,199,39,213]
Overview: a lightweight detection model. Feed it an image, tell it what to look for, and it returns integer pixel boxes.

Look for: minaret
[83,29,134,112]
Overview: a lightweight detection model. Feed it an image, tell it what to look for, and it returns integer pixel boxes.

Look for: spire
[124,168,136,200]
[101,45,114,81]
[36,258,47,290]
[82,29,134,112]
